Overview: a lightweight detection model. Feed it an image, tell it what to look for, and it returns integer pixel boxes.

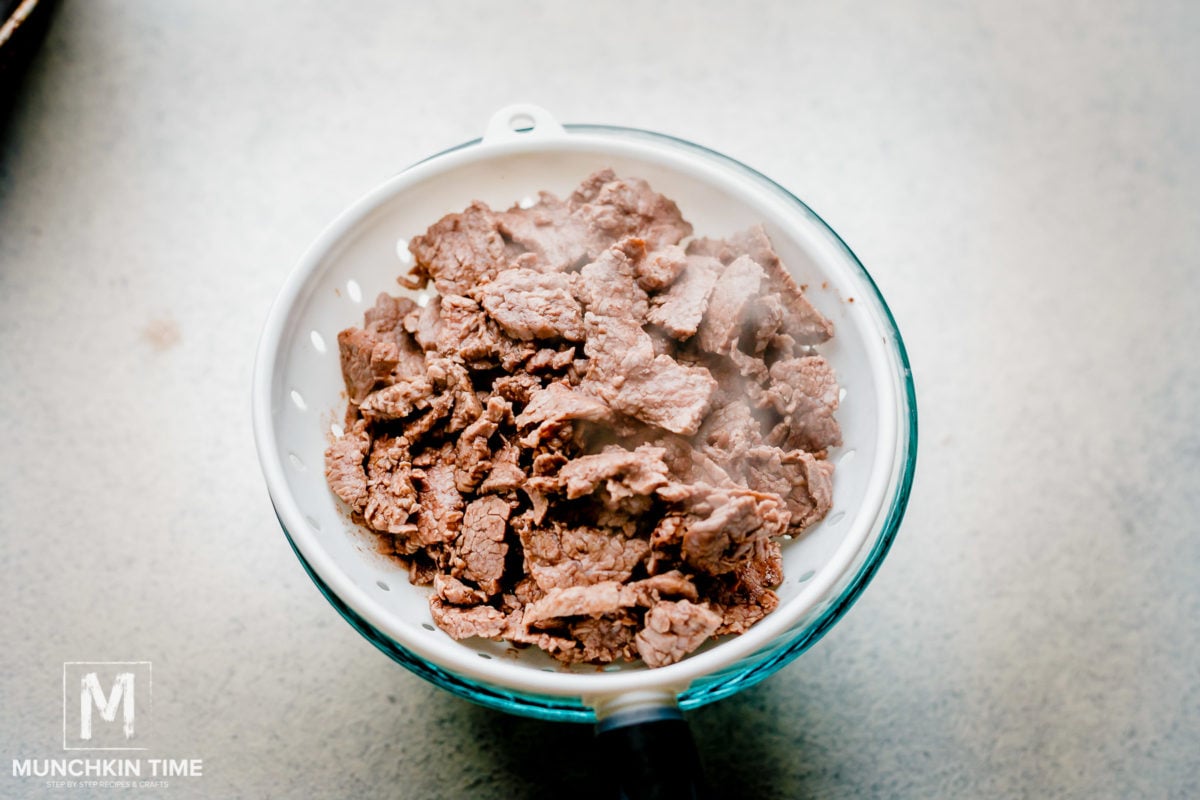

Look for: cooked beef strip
[405,201,524,295]
[635,600,723,668]
[762,355,842,454]
[324,420,370,514]
[476,268,586,342]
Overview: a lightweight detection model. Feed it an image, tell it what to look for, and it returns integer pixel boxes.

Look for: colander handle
[482,104,567,144]
[595,707,711,800]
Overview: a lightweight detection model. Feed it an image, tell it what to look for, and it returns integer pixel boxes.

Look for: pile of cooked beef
[325,169,840,668]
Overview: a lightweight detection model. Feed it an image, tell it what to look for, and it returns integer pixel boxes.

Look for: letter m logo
[81,672,135,740]
[63,662,152,750]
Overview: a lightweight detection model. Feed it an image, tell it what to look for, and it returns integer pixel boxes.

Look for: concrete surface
[2,1,1197,797]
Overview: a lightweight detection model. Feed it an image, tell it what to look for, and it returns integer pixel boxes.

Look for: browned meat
[530,444,670,506]
[635,600,723,668]
[453,495,510,596]
[647,255,722,340]
[680,489,789,575]
[455,396,511,493]
[515,381,614,447]
[434,573,489,606]
[742,447,834,532]
[411,455,463,547]
[359,377,435,422]
[523,581,628,625]
[575,245,649,322]
[476,268,586,341]
[568,169,693,253]
[634,244,688,292]
[429,597,507,640]
[426,357,484,434]
[689,225,833,345]
[406,201,523,295]
[582,317,716,436]
[762,356,842,454]
[525,346,576,373]
[568,614,640,663]
[519,523,650,591]
[364,292,418,334]
[337,327,398,404]
[324,171,842,668]
[363,434,418,534]
[405,300,442,351]
[696,256,766,354]
[492,371,543,405]
[478,440,525,494]
[709,539,783,635]
[324,420,370,514]
[496,192,591,272]
[697,400,766,464]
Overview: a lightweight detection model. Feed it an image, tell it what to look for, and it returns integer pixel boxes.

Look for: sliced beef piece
[521,573,697,630]
[762,356,842,454]
[362,434,418,534]
[402,392,455,442]
[568,169,693,253]
[742,446,834,532]
[452,495,510,596]
[478,440,526,494]
[429,597,507,640]
[708,539,783,635]
[502,610,577,656]
[689,225,833,345]
[695,255,766,354]
[727,345,771,383]
[496,192,591,272]
[529,444,670,508]
[434,573,489,606]
[567,613,640,664]
[475,268,586,341]
[337,327,399,404]
[426,357,484,434]
[729,225,833,345]
[646,255,722,340]
[697,400,766,465]
[684,235,736,263]
[679,488,790,575]
[362,294,428,379]
[364,292,419,334]
[492,371,543,405]
[652,434,737,488]
[582,316,716,436]
[635,600,722,668]
[411,453,464,547]
[515,381,614,447]
[455,397,512,493]
[324,419,370,514]
[526,346,576,373]
[574,244,649,322]
[406,201,523,295]
[404,300,442,351]
[625,571,700,605]
[634,244,688,292]
[358,376,435,422]
[523,581,629,625]
[436,294,536,369]
[519,522,651,591]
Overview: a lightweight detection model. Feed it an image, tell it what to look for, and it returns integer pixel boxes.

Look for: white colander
[251,105,916,763]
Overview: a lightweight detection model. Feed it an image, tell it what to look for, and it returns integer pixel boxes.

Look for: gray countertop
[2,1,1197,797]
